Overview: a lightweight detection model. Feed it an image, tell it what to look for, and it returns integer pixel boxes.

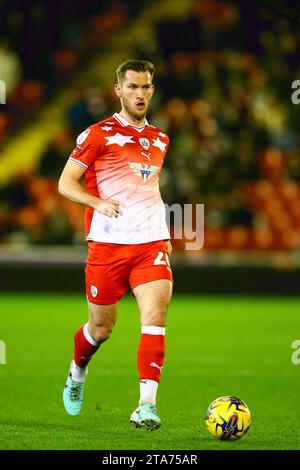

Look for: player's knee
[90,323,114,343]
[143,307,167,326]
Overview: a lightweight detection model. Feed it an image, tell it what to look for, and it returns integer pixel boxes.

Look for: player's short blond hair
[116,59,155,83]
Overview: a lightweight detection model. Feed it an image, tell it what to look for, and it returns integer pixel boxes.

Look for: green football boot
[63,362,86,416]
[130,403,161,431]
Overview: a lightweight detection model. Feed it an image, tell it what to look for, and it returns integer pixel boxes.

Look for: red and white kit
[69,112,173,304]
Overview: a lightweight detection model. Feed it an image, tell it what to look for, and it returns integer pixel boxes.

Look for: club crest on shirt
[76,128,91,145]
[139,138,150,150]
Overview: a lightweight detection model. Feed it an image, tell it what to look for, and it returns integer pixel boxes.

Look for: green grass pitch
[0,293,300,450]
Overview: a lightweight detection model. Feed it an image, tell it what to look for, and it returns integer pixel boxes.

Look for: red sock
[74,324,99,368]
[137,328,166,382]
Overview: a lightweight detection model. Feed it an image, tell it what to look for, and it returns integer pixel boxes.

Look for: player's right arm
[58,126,124,218]
[58,160,123,218]
[58,160,123,217]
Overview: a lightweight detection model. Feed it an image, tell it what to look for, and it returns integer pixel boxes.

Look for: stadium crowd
[1,0,300,251]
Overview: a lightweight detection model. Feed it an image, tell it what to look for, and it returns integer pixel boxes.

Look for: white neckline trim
[114,113,149,129]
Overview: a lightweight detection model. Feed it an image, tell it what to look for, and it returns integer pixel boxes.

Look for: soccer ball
[205,396,251,441]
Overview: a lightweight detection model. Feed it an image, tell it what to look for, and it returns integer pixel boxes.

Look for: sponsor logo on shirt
[128,163,160,181]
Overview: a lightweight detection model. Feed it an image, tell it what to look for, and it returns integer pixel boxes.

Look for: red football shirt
[69,112,170,244]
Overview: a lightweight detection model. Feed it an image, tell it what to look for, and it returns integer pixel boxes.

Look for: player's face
[115,70,154,121]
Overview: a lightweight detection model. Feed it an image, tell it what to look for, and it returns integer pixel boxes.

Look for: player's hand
[165,240,172,256]
[94,199,126,218]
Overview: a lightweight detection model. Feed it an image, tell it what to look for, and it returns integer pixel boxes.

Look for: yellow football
[205,396,251,441]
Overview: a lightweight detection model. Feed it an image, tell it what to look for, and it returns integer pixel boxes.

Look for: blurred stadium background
[1,0,300,294]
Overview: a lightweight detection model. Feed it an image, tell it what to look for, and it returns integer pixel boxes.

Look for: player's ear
[114,82,122,98]
[150,84,155,97]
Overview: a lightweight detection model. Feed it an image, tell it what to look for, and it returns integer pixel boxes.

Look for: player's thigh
[133,279,173,326]
[87,299,118,331]
[85,242,129,305]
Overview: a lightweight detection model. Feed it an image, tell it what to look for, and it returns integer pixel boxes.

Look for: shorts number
[154,251,170,267]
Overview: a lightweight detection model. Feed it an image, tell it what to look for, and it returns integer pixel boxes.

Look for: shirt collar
[114,112,149,128]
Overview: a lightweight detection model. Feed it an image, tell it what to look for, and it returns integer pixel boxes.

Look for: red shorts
[85,240,173,305]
